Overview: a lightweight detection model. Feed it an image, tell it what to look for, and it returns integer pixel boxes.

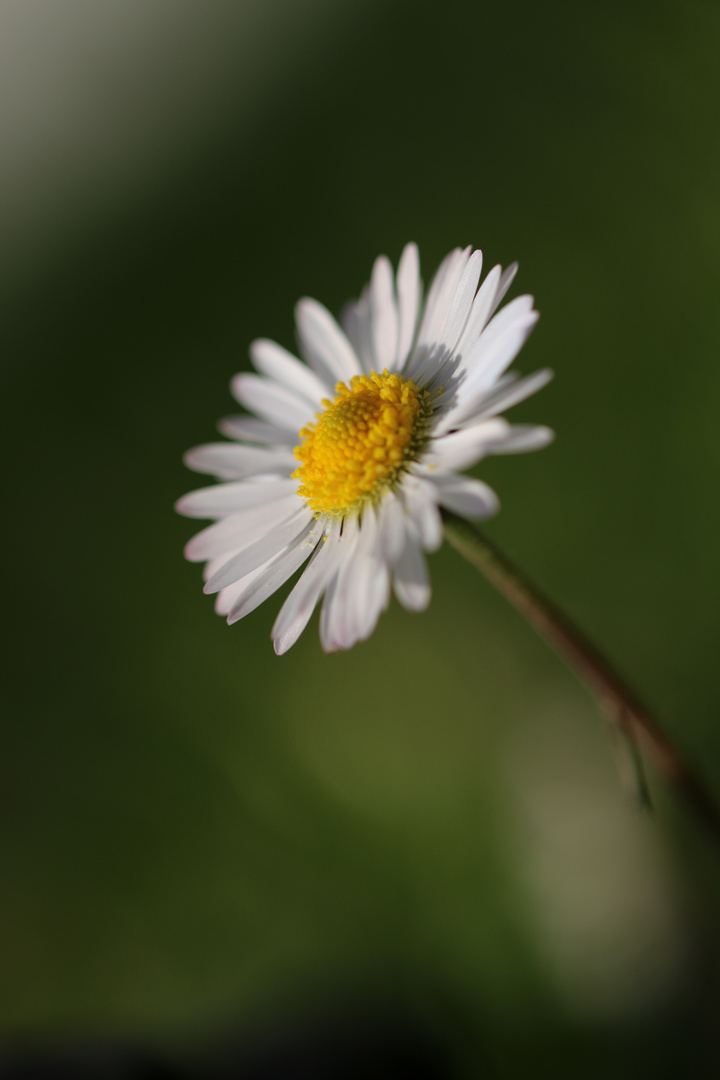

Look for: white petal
[249,338,327,406]
[318,574,340,651]
[341,294,374,375]
[418,247,471,346]
[439,249,483,355]
[184,493,303,562]
[432,372,513,438]
[213,515,321,612]
[227,519,324,624]
[376,490,406,564]
[183,442,298,480]
[455,311,540,406]
[272,522,345,655]
[202,550,242,583]
[489,261,519,318]
[218,416,298,446]
[456,295,536,388]
[451,369,553,428]
[231,373,315,432]
[353,508,391,643]
[479,294,536,347]
[393,534,431,612]
[214,560,270,615]
[487,424,555,454]
[396,242,421,371]
[368,254,399,372]
[424,418,510,472]
[429,473,500,519]
[205,509,314,593]
[454,264,501,358]
[319,517,361,651]
[176,478,299,519]
[400,474,443,552]
[295,298,361,385]
[437,342,545,436]
[320,507,390,652]
[413,246,471,353]
[414,247,459,345]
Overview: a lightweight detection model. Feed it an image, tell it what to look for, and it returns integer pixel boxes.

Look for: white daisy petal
[318,576,339,649]
[176,478,298,519]
[218,416,298,446]
[178,243,552,653]
[424,418,511,473]
[454,263,502,359]
[249,338,328,406]
[430,473,500,519]
[401,474,443,552]
[272,523,345,655]
[368,255,399,372]
[396,242,421,370]
[393,533,431,612]
[319,518,361,652]
[454,310,540,406]
[183,442,298,480]
[205,509,314,594]
[202,550,241,583]
[487,424,556,454]
[231,373,316,432]
[354,510,391,643]
[347,529,391,648]
[184,493,303,562]
[456,368,554,426]
[376,490,406,564]
[321,506,391,652]
[227,519,324,624]
[439,249,483,355]
[489,261,519,318]
[214,560,270,615]
[413,246,471,353]
[341,294,374,375]
[432,373,512,438]
[479,293,536,347]
[295,298,361,385]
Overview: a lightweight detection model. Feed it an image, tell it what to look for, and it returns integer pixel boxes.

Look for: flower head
[177,244,553,654]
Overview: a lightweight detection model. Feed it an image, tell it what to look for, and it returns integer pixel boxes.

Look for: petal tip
[183,538,204,562]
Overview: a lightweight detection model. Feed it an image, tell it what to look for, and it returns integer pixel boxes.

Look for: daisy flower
[177,244,553,654]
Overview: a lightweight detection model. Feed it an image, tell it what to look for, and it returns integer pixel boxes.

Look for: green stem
[442,509,720,855]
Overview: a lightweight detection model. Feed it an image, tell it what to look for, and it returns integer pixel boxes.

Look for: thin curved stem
[442,510,720,856]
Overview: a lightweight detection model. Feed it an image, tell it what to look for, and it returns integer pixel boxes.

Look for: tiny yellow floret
[293,370,431,515]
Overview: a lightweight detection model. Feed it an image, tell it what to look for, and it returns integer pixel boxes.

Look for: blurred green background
[3,0,720,1075]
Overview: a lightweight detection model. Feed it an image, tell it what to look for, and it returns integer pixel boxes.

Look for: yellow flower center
[293,370,431,515]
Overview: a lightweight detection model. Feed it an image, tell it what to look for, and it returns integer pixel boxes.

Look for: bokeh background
[3,0,720,1075]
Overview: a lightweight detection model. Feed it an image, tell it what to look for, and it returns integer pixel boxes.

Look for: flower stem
[441,510,720,856]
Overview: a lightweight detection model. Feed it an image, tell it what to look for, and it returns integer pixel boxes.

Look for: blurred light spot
[503,698,689,1020]
[0,0,370,292]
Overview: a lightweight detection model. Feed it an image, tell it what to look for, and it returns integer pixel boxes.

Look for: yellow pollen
[293,370,430,515]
